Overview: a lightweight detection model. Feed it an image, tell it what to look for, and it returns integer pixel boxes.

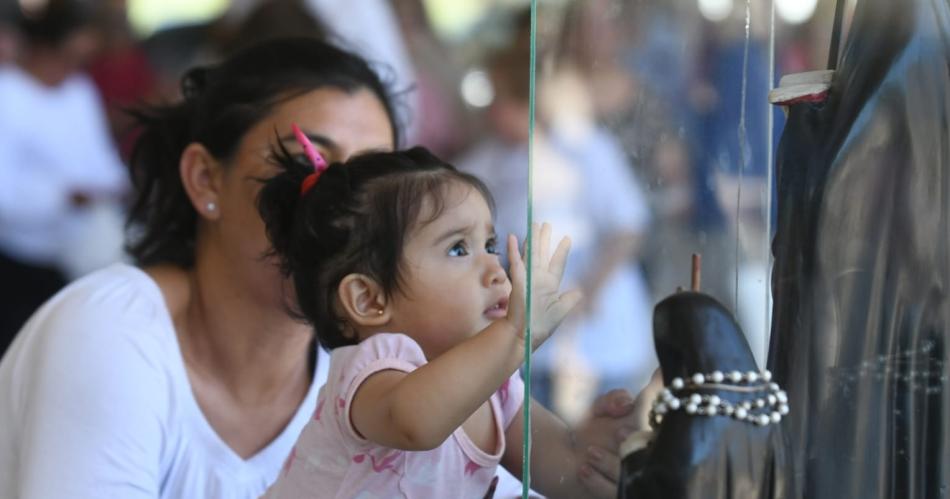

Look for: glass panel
[523,0,764,412]
[405,0,833,493]
[521,0,789,492]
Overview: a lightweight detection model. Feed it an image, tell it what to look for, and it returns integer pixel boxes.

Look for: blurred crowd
[0,0,831,420]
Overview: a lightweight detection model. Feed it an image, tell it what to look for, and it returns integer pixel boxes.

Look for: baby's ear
[337,274,391,328]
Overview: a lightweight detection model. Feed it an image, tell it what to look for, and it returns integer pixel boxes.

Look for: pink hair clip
[292,123,329,196]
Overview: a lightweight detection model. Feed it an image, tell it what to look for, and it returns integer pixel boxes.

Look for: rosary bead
[651,369,789,428]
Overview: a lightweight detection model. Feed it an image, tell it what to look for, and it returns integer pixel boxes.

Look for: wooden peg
[691,253,702,292]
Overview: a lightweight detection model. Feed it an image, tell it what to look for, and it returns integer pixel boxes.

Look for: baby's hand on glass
[506,223,582,351]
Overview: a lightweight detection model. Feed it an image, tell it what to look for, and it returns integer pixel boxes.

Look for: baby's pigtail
[257,137,314,276]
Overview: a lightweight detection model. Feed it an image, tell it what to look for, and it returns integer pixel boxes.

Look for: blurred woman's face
[488,95,530,144]
[60,27,101,70]
[207,87,394,306]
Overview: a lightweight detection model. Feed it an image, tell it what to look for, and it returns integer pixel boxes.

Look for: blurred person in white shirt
[0,0,128,354]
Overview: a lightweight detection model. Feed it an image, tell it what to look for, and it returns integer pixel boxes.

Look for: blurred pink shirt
[262,333,524,499]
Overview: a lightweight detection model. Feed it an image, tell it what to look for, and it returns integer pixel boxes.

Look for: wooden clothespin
[691,253,701,292]
[676,253,702,293]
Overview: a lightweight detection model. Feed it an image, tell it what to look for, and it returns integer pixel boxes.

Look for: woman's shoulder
[42,263,171,327]
[11,263,177,359]
[0,266,193,499]
[0,263,183,434]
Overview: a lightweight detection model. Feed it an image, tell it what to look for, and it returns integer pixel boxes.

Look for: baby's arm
[350,316,526,450]
[351,224,580,451]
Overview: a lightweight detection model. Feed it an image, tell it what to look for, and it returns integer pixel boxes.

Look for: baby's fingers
[548,236,572,282]
[525,223,551,268]
[507,234,526,324]
[535,222,552,265]
[507,234,525,285]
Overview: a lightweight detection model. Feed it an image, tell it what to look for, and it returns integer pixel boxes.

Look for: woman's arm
[501,377,662,499]
[501,400,591,499]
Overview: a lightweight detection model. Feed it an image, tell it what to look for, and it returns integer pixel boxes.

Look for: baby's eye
[486,237,499,255]
[448,240,469,257]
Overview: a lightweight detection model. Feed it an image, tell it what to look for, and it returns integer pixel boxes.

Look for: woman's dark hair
[258,146,495,350]
[16,0,95,46]
[127,36,402,267]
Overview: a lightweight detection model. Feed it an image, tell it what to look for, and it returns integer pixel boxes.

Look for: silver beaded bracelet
[650,369,789,427]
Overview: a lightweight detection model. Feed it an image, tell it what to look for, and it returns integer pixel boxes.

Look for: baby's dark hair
[258,145,495,350]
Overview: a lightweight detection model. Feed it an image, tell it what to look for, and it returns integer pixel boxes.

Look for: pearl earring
[377,309,384,315]
[206,201,216,212]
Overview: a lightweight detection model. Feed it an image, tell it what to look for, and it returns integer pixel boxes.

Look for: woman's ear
[338,274,391,328]
[180,142,224,221]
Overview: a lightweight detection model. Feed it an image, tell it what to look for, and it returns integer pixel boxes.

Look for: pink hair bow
[292,123,329,196]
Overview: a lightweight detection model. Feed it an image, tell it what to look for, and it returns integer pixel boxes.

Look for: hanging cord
[827,0,847,70]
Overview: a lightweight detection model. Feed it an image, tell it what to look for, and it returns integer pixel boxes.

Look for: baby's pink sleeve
[336,333,428,443]
[496,373,526,430]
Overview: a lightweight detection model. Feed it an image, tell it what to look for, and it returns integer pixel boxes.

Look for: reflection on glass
[524,0,790,490]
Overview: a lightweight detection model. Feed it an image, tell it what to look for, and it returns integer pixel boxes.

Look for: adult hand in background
[574,369,663,496]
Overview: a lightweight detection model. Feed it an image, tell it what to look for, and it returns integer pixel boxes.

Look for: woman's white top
[0,264,327,499]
